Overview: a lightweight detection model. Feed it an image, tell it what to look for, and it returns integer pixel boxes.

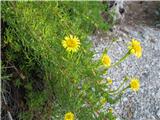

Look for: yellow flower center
[130,79,140,91]
[62,35,80,52]
[66,115,71,119]
[101,54,111,67]
[66,39,77,48]
[64,112,74,120]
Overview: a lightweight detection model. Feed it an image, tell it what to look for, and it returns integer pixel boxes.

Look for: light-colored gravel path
[91,25,160,120]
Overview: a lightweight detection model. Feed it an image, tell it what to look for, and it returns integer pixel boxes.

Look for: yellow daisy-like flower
[130,78,140,92]
[64,112,74,120]
[128,39,142,58]
[107,77,112,85]
[62,35,80,52]
[101,54,111,67]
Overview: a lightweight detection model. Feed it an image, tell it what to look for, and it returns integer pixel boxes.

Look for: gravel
[91,25,160,120]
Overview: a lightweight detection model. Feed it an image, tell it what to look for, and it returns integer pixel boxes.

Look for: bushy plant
[1,1,142,120]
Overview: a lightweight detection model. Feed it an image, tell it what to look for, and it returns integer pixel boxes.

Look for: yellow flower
[100,98,107,105]
[101,54,111,67]
[128,39,142,58]
[107,77,112,85]
[130,78,140,91]
[64,112,74,120]
[62,35,80,52]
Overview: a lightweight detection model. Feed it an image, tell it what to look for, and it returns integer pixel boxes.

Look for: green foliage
[1,1,120,120]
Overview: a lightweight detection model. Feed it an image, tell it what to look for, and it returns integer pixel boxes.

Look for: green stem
[111,86,130,96]
[109,77,128,94]
[102,38,116,56]
[67,52,73,59]
[112,51,130,68]
[107,38,117,50]
[120,86,130,94]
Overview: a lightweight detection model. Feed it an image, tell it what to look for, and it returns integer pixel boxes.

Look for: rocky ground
[91,1,160,120]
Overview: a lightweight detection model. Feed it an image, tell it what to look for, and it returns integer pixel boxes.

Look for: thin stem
[111,51,130,68]
[2,93,13,120]
[111,86,129,96]
[109,77,129,94]
[107,38,117,50]
[120,86,130,94]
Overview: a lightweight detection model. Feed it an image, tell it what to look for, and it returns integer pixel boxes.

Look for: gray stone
[156,109,160,119]
[91,25,160,120]
[155,24,160,28]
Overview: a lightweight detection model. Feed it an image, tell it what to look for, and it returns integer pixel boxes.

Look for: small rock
[156,89,160,99]
[155,24,160,28]
[156,109,160,119]
[123,97,128,102]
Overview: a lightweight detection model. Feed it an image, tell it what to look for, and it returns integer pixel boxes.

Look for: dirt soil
[123,1,160,27]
